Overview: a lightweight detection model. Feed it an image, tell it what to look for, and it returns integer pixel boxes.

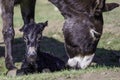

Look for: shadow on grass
[0,37,120,67]
[40,37,68,62]
[93,48,120,67]
[0,44,4,57]
[0,36,68,63]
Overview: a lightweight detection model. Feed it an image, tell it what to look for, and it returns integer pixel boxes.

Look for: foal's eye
[23,36,28,42]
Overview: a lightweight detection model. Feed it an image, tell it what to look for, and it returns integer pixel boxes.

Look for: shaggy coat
[17,21,65,75]
[17,51,65,75]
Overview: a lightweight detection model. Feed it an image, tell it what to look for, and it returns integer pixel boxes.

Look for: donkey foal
[17,21,65,75]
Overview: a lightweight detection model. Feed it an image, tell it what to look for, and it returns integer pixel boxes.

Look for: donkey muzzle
[27,47,37,63]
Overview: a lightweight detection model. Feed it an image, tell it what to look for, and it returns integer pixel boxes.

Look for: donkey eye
[23,36,30,45]
[23,36,28,42]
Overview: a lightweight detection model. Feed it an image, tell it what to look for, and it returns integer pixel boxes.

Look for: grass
[0,67,120,80]
[0,0,120,79]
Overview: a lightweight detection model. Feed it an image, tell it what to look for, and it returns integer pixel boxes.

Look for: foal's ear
[38,21,48,31]
[19,25,27,32]
[43,21,48,27]
[103,3,119,12]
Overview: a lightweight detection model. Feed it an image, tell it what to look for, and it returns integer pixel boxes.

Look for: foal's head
[20,21,48,63]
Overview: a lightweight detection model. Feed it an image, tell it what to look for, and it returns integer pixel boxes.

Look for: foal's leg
[20,0,36,24]
[1,0,16,74]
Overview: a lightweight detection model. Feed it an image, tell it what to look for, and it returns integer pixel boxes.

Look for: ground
[0,0,120,80]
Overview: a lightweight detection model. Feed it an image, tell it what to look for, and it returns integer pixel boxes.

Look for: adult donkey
[0,0,36,74]
[49,0,119,69]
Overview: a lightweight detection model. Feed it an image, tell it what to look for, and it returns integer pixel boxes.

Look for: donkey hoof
[6,69,17,77]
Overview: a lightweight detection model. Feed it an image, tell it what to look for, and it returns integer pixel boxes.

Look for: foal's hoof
[6,69,17,77]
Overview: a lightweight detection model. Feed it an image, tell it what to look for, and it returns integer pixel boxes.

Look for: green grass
[0,67,120,80]
[0,0,120,79]
[2,67,120,80]
[98,32,120,50]
[13,1,63,27]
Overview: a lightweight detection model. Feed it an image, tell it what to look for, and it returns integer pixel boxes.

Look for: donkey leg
[20,0,36,24]
[1,0,17,76]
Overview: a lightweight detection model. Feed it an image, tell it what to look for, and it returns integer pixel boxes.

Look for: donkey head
[48,0,119,69]
[20,21,48,63]
[66,0,119,69]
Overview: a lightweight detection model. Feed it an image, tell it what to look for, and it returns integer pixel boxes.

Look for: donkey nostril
[30,55,36,59]
[27,54,37,62]
[76,62,80,69]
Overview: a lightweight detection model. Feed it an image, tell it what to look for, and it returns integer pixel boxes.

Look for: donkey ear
[37,21,48,31]
[96,0,106,10]
[38,21,48,27]
[42,21,48,30]
[93,0,106,14]
[19,26,24,32]
[43,21,48,27]
[103,3,119,12]
[19,25,27,32]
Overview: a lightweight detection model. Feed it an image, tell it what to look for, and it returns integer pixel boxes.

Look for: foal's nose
[27,54,37,63]
[27,47,37,63]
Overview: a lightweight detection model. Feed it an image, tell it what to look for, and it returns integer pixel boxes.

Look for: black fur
[17,21,65,75]
[17,52,65,75]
